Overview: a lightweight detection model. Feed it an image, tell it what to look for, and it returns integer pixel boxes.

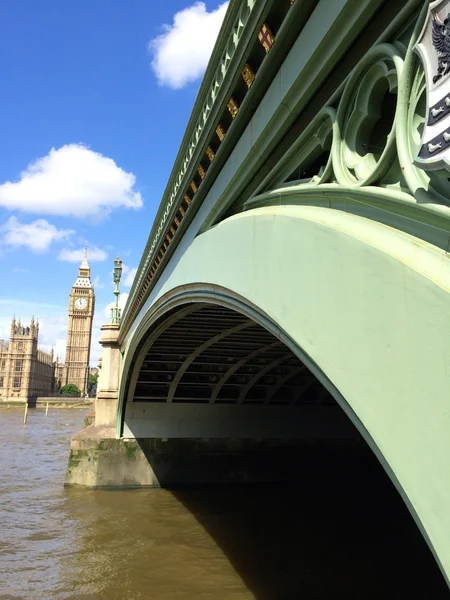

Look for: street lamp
[111,255,123,324]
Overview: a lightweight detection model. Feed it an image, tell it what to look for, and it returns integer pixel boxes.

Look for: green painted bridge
[67,0,450,587]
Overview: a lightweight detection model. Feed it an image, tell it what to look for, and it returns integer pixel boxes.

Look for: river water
[0,407,448,600]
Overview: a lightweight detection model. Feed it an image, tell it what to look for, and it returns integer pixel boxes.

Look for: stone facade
[0,255,96,401]
[0,318,57,401]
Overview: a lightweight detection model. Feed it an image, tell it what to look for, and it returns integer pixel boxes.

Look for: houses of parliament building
[0,252,95,401]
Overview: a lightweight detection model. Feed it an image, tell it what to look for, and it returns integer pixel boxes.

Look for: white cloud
[58,246,108,262]
[0,216,74,253]
[122,265,137,288]
[92,275,104,290]
[148,1,229,89]
[0,144,143,219]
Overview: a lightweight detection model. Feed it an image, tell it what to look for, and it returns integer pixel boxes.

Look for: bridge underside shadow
[170,479,449,599]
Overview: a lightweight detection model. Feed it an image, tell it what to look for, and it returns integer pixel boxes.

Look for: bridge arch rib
[121,299,340,429]
[119,205,450,585]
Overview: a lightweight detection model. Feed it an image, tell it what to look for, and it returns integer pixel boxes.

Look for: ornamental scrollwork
[332,43,404,188]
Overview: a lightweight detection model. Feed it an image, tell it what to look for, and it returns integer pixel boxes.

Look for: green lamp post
[111,255,123,324]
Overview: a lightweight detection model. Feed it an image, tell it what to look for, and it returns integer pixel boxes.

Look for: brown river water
[0,407,448,600]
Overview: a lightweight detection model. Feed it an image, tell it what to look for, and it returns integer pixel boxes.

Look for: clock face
[74,297,88,310]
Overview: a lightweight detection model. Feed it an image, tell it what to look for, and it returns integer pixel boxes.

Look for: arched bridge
[67,0,450,587]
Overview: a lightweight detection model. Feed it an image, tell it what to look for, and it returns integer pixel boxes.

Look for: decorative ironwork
[197,164,206,180]
[258,23,275,53]
[414,2,450,172]
[206,146,215,162]
[216,123,226,141]
[432,12,450,84]
[227,97,239,118]
[242,63,255,88]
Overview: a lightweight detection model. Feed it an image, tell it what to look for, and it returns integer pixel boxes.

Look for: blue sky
[0,0,228,363]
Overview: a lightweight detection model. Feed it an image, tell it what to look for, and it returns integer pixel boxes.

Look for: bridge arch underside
[121,205,450,585]
[124,302,356,440]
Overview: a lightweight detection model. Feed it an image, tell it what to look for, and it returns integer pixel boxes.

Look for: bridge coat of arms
[415,0,450,171]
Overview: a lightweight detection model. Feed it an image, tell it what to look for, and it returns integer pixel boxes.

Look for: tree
[59,383,81,397]
[88,371,98,395]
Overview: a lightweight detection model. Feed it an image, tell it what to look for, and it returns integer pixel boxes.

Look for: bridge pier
[65,427,158,488]
[65,429,371,489]
[65,322,148,487]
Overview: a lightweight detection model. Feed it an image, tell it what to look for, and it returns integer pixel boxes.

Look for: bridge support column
[95,323,120,429]
[64,434,160,488]
[65,323,158,487]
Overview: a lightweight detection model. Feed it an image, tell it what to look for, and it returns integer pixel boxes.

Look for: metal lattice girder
[264,364,309,404]
[290,378,316,405]
[134,304,337,406]
[210,340,282,403]
[167,321,256,402]
[128,304,204,404]
[237,353,292,403]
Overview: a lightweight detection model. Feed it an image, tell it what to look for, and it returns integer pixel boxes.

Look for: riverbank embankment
[0,398,94,409]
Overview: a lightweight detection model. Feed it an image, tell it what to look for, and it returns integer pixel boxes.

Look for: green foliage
[88,372,98,393]
[59,383,81,397]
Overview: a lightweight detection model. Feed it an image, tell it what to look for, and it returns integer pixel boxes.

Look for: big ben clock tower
[64,250,95,395]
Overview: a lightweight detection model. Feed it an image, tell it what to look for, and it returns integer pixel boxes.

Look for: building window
[15,359,23,372]
[13,376,21,389]
[0,360,5,370]
[17,342,24,351]
[0,376,3,387]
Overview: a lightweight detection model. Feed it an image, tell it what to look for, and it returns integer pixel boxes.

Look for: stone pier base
[65,429,372,489]
[64,426,159,488]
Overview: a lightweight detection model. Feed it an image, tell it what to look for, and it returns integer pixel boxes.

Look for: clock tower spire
[64,249,95,395]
